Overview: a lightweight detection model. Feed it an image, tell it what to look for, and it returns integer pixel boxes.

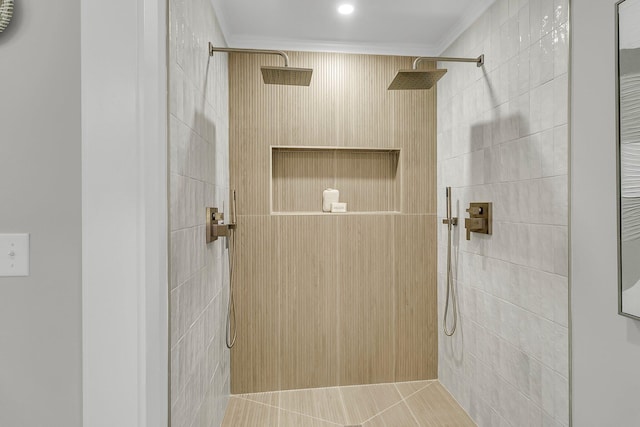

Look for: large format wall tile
[168,0,230,425]
[437,0,570,426]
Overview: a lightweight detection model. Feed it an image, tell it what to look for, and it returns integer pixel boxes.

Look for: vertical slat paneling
[229,53,280,216]
[229,51,438,393]
[335,151,399,212]
[231,215,280,393]
[278,216,339,390]
[394,215,438,381]
[272,151,335,212]
[337,215,396,385]
[338,54,398,147]
[278,52,341,147]
[394,59,437,214]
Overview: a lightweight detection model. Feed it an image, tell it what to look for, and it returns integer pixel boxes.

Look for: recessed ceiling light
[338,4,355,15]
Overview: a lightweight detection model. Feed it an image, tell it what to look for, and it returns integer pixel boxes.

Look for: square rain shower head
[388,68,448,90]
[261,66,313,86]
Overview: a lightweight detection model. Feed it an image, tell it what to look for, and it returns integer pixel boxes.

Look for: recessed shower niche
[271,146,401,214]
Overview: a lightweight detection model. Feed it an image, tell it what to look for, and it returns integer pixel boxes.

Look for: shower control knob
[466,206,483,215]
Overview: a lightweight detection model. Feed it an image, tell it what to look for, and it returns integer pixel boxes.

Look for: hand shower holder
[442,217,458,226]
[206,207,237,243]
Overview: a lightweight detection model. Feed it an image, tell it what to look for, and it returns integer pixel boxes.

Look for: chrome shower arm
[209,43,290,67]
[412,54,484,69]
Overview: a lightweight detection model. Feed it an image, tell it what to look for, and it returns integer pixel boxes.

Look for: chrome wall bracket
[206,207,236,243]
[464,202,492,240]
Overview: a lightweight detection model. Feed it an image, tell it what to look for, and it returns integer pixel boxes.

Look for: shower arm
[412,54,484,69]
[209,43,290,67]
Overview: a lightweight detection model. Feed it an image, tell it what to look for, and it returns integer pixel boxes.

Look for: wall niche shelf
[271,145,401,214]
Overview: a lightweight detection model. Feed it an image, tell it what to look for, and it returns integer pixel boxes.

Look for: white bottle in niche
[323,188,339,212]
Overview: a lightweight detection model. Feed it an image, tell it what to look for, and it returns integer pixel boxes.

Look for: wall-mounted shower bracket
[206,207,236,243]
[442,218,458,226]
[412,54,484,69]
[464,202,492,240]
[209,43,291,66]
[208,43,313,86]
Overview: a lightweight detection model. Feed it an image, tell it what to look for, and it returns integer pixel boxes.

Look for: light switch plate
[0,234,30,277]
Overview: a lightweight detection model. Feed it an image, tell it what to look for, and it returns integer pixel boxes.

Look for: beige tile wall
[168,0,230,425]
[230,51,439,393]
[437,0,570,426]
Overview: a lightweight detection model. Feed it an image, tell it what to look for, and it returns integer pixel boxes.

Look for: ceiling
[211,0,496,57]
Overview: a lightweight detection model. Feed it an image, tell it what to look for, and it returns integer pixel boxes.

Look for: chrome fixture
[464,202,492,240]
[443,187,458,337]
[209,43,313,86]
[388,54,484,90]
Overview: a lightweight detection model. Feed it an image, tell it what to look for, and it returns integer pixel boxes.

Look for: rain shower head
[388,69,448,90]
[209,43,313,87]
[261,66,313,86]
[388,54,484,91]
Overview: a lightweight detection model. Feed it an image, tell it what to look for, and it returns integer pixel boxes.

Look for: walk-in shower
[209,43,313,86]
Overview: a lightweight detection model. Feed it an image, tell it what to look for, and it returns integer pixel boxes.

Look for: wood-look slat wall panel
[394,60,437,214]
[337,54,400,148]
[337,215,396,385]
[231,133,271,216]
[230,51,438,393]
[277,216,339,390]
[278,52,341,147]
[272,151,335,212]
[231,216,280,394]
[394,215,438,381]
[335,151,399,212]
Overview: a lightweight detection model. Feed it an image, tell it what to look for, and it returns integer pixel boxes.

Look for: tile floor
[222,380,475,426]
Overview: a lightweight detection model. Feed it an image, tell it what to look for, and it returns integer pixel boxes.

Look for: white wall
[0,1,82,426]
[81,0,168,426]
[571,0,640,425]
[168,0,231,425]
[437,0,570,425]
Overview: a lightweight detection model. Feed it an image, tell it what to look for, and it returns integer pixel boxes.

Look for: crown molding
[226,35,440,57]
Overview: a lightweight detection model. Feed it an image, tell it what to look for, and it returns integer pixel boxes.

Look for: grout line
[235,394,343,426]
[457,314,569,381]
[403,382,438,426]
[355,382,436,425]
[337,387,351,426]
[394,380,435,401]
[276,393,281,427]
[435,380,478,426]
[359,399,409,425]
[403,398,423,427]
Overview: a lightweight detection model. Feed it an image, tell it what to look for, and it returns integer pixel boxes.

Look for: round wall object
[0,0,14,33]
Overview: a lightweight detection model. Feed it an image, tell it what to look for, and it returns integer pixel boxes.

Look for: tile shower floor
[222,380,475,426]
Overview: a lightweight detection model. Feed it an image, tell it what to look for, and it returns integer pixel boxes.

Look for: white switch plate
[0,234,30,277]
